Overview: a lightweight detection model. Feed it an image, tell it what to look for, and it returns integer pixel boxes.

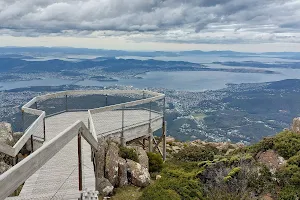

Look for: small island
[89,75,118,82]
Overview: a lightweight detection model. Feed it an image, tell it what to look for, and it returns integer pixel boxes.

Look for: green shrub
[287,153,300,167]
[173,145,216,162]
[140,177,204,200]
[223,167,241,182]
[278,186,300,200]
[147,152,163,172]
[274,131,300,159]
[140,187,181,200]
[119,147,139,162]
[276,165,300,186]
[247,165,273,194]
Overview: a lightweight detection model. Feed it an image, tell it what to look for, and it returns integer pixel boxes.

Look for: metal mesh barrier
[107,93,142,105]
[92,93,165,137]
[38,96,66,117]
[150,98,165,116]
[67,94,107,111]
[23,112,39,132]
[30,115,44,141]
[92,107,124,135]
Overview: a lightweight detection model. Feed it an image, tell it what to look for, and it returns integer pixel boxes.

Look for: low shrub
[248,137,275,154]
[147,152,163,172]
[276,165,300,186]
[140,177,204,200]
[119,147,139,162]
[173,145,216,162]
[287,153,300,167]
[223,167,241,182]
[274,131,300,159]
[140,187,181,200]
[278,186,300,200]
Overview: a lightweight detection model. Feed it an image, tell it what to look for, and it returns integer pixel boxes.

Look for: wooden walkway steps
[9,112,94,200]
[6,110,162,200]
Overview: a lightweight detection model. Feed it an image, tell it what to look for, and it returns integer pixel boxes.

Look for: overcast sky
[0,0,300,52]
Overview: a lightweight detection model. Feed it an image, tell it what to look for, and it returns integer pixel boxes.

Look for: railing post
[142,91,145,99]
[30,135,34,153]
[65,94,68,112]
[43,118,46,141]
[78,129,83,191]
[121,106,125,146]
[162,121,167,161]
[148,101,153,152]
[35,102,38,109]
[21,109,25,133]
[149,101,152,122]
[105,94,108,106]
[163,96,166,117]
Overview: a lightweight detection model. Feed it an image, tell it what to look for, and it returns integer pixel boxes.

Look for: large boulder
[127,159,150,187]
[95,139,108,178]
[0,122,14,145]
[0,161,11,175]
[117,158,128,187]
[256,150,286,174]
[131,146,149,170]
[0,122,14,166]
[96,177,114,196]
[292,117,300,134]
[105,142,119,186]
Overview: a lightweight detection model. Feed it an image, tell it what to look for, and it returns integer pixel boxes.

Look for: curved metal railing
[0,89,165,199]
[0,90,165,158]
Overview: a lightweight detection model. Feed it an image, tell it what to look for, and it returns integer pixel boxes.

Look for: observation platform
[1,90,165,200]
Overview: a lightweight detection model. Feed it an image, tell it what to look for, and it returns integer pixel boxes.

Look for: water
[1,56,300,92]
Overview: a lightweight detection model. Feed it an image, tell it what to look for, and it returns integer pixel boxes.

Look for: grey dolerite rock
[117,157,128,187]
[95,138,108,179]
[131,146,149,170]
[96,177,114,196]
[105,142,119,186]
[0,122,14,145]
[127,159,150,188]
[292,117,300,134]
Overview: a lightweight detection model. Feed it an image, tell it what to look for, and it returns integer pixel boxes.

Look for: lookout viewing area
[0,90,166,200]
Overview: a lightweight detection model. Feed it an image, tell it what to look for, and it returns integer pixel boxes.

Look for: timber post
[78,128,83,191]
[121,106,125,146]
[163,121,167,161]
[148,127,153,152]
[30,135,34,153]
[65,95,68,112]
[105,94,108,106]
[43,118,46,141]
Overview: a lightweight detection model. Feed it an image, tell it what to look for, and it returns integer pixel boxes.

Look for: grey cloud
[0,0,299,44]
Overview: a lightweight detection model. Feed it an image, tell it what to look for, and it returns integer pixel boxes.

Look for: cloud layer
[0,0,300,44]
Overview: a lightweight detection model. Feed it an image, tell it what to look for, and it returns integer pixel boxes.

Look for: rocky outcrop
[292,117,300,134]
[132,146,149,170]
[166,136,176,144]
[256,150,286,173]
[105,142,119,186]
[95,139,107,179]
[96,140,151,192]
[96,177,114,196]
[117,158,128,187]
[0,161,11,175]
[0,122,14,145]
[0,122,14,168]
[127,159,151,187]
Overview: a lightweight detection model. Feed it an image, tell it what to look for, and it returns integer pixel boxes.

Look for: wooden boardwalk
[16,112,94,200]
[8,110,162,200]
